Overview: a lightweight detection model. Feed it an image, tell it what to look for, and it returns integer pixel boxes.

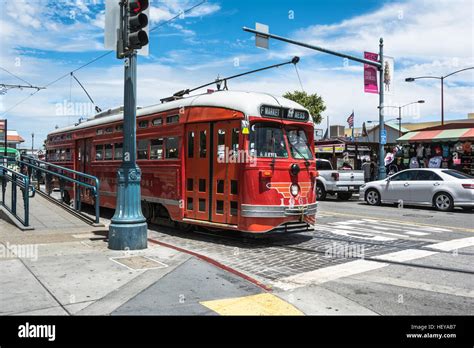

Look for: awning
[397,128,474,143]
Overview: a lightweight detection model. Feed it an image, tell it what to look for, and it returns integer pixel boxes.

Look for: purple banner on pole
[364,51,378,94]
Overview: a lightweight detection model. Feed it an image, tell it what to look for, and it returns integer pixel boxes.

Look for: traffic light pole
[377,39,386,180]
[242,26,386,179]
[108,1,147,250]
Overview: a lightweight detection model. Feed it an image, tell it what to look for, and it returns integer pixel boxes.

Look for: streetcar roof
[48,90,312,135]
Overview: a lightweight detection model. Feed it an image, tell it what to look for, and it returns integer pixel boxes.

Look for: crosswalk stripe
[425,237,474,251]
[351,275,474,298]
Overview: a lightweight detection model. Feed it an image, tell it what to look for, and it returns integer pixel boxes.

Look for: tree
[283,90,325,124]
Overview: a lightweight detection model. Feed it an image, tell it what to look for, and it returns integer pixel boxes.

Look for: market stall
[396,123,474,175]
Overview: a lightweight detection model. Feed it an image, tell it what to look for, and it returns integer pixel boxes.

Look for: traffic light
[128,0,149,50]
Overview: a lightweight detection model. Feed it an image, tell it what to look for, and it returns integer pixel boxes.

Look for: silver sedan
[360,169,474,211]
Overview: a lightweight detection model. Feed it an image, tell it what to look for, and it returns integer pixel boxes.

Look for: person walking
[362,159,371,182]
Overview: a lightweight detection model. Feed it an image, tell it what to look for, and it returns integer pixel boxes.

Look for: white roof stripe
[49,90,311,135]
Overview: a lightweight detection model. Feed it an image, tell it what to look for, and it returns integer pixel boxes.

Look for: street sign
[381,129,387,145]
[105,0,149,56]
[255,23,269,49]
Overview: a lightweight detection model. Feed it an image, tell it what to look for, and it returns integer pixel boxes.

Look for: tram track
[149,225,474,276]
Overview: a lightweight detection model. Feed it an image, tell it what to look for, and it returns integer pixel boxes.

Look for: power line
[1,1,207,116]
[0,66,34,87]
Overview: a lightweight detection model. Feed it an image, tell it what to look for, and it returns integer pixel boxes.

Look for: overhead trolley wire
[0,0,208,117]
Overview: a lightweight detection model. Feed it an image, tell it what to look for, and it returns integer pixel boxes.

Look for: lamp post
[382,100,425,136]
[405,67,473,125]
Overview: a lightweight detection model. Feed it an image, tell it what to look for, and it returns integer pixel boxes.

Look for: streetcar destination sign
[259,105,309,121]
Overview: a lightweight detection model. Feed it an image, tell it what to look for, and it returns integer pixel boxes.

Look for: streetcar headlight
[290,183,300,197]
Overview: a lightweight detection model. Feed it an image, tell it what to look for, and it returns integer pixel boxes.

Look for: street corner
[110,256,270,315]
[200,293,303,316]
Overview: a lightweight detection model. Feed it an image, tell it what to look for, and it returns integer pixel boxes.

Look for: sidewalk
[0,218,303,316]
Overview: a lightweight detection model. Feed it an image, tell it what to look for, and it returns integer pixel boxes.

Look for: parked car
[316,159,365,200]
[360,168,474,211]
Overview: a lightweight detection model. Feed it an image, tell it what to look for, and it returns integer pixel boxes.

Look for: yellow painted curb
[200,293,304,316]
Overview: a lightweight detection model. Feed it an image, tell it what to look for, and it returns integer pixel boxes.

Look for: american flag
[347,112,354,128]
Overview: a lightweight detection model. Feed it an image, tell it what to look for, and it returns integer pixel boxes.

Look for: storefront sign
[315,145,345,153]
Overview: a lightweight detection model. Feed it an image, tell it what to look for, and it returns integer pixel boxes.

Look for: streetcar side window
[66,148,71,161]
[165,137,179,159]
[232,128,239,152]
[199,130,207,158]
[217,129,225,160]
[138,120,149,129]
[114,143,123,160]
[104,144,113,160]
[166,115,179,124]
[152,118,162,126]
[188,131,194,158]
[137,140,149,160]
[150,138,163,160]
[95,145,103,161]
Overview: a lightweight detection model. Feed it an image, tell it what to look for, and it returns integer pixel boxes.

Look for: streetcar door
[212,121,240,225]
[84,138,93,174]
[75,139,85,172]
[184,123,210,221]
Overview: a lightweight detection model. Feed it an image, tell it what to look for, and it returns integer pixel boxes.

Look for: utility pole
[243,25,386,178]
[31,133,34,155]
[108,0,149,250]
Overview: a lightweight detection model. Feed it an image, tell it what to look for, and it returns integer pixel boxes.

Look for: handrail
[18,155,100,224]
[0,165,35,227]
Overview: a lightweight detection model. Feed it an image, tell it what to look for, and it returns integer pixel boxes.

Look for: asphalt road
[143,196,474,315]
[76,194,473,315]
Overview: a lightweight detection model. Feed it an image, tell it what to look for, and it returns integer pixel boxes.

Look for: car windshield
[287,128,313,160]
[442,170,474,179]
[249,123,288,158]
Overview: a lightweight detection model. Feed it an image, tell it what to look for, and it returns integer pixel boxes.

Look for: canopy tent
[397,128,474,143]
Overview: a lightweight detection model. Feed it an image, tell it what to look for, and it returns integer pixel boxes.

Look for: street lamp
[405,67,474,125]
[382,100,425,135]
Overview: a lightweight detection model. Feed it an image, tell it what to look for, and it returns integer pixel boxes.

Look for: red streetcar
[46,90,318,234]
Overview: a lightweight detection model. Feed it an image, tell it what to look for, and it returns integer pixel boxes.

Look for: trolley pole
[108,0,148,250]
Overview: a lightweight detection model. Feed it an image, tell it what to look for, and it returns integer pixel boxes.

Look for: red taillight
[462,183,474,189]
[331,172,339,181]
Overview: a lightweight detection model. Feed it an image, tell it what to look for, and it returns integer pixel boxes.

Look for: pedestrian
[370,161,376,181]
[362,159,371,182]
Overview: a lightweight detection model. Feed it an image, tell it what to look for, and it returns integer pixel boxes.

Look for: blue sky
[1,0,473,148]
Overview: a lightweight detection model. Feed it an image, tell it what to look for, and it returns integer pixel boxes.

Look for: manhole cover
[111,256,168,270]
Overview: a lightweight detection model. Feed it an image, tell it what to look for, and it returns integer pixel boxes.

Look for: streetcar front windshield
[287,128,313,160]
[249,123,288,158]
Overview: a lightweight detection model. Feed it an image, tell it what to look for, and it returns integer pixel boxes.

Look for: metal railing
[0,164,35,227]
[18,156,101,224]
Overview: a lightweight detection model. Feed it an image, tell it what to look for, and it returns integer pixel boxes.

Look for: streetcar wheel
[62,191,71,205]
[433,192,454,212]
[316,183,327,201]
[176,222,194,232]
[337,192,353,200]
[141,201,153,222]
[365,189,381,206]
